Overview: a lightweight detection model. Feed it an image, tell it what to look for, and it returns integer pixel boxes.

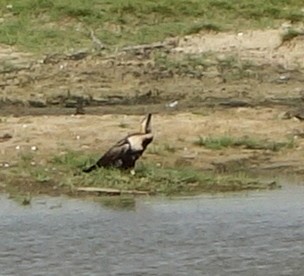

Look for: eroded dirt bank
[1,29,304,112]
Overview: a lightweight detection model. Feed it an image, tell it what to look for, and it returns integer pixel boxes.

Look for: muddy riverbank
[1,28,304,196]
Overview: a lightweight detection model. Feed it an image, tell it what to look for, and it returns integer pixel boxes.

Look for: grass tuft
[51,150,94,169]
[185,22,223,35]
[195,135,295,151]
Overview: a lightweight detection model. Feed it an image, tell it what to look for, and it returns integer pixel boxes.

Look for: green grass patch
[147,144,176,156]
[61,162,272,196]
[195,135,295,151]
[2,150,280,197]
[0,0,303,52]
[184,21,224,35]
[51,150,94,169]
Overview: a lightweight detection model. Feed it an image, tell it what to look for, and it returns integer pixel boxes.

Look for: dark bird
[83,113,153,173]
[0,133,12,143]
[74,98,85,115]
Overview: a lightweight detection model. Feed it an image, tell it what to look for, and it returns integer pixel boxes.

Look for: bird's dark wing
[83,137,130,172]
[96,138,130,168]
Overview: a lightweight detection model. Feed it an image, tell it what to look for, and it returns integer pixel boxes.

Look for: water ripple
[1,187,304,275]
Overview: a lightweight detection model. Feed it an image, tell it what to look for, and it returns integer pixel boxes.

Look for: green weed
[195,135,295,151]
[30,169,51,183]
[51,150,94,169]
[185,22,223,35]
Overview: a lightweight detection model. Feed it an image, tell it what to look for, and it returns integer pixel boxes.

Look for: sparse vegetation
[20,152,34,163]
[155,53,212,72]
[0,0,303,52]
[118,121,129,129]
[281,28,304,43]
[147,143,177,155]
[163,143,176,153]
[146,145,163,155]
[30,170,51,183]
[1,150,278,197]
[154,52,262,80]
[51,150,93,169]
[8,193,32,206]
[195,135,295,151]
[184,22,224,35]
[216,55,260,80]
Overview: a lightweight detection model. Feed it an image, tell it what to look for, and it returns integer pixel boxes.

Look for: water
[1,186,304,276]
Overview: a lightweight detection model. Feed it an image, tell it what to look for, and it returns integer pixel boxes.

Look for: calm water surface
[1,185,304,276]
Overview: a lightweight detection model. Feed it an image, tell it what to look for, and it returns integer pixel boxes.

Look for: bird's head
[140,113,152,134]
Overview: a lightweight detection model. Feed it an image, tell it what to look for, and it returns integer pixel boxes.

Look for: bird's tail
[82,164,98,173]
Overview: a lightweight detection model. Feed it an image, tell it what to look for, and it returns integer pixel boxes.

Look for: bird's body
[83,114,153,173]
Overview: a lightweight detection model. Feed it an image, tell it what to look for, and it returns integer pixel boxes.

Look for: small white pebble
[81,145,90,149]
[237,32,243,36]
[4,163,9,168]
[15,145,20,150]
[166,100,179,108]
[30,161,36,166]
[156,163,161,167]
[22,124,27,128]
[130,170,136,176]
[76,135,80,140]
[31,146,37,151]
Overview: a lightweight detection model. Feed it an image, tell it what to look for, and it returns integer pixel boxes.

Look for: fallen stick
[76,187,149,195]
[121,42,167,52]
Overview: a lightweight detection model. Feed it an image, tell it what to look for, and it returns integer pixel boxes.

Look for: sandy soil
[1,107,304,175]
[1,28,304,191]
[175,29,304,68]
